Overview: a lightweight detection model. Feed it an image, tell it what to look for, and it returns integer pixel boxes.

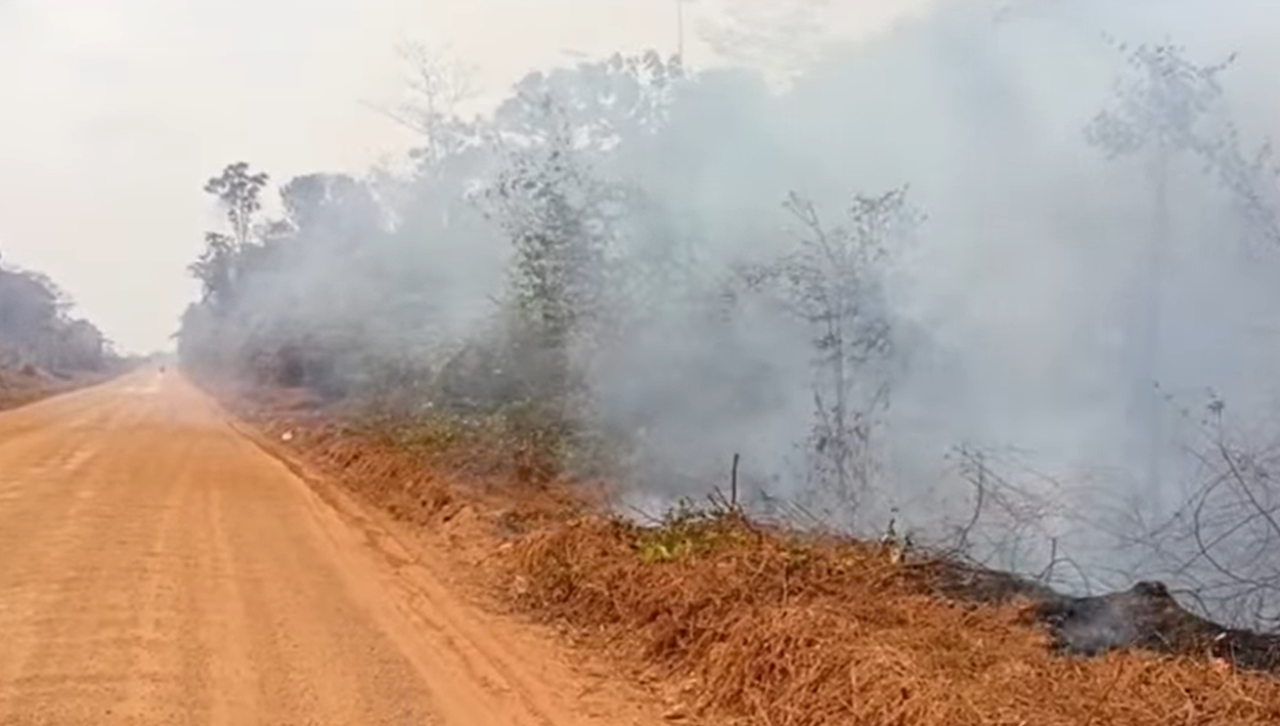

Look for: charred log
[920,559,1280,674]
[1033,581,1280,674]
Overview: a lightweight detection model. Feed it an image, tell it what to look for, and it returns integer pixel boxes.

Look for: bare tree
[1085,43,1280,627]
[741,189,922,526]
[1088,42,1280,249]
[1085,42,1280,504]
[379,43,478,170]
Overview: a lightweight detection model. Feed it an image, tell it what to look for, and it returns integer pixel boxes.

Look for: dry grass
[508,512,1280,725]
[251,414,592,535]
[247,406,1280,726]
[0,366,96,411]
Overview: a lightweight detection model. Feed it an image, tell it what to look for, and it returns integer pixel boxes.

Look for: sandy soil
[0,370,664,726]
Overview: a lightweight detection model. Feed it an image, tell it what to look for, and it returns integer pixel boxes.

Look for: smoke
[581,0,1280,594]
[183,0,1280,617]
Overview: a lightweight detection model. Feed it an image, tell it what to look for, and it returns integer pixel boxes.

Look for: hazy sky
[0,0,925,353]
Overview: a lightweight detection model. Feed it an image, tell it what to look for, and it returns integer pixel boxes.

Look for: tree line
[0,255,116,374]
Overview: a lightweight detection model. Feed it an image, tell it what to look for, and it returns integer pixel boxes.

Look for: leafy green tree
[477,55,682,405]
[485,115,616,403]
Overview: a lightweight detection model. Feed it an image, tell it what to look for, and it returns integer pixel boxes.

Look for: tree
[1086,44,1280,627]
[490,51,683,155]
[188,233,236,308]
[740,188,922,526]
[1086,42,1278,248]
[189,163,270,310]
[180,162,273,377]
[485,114,617,402]
[481,54,682,402]
[204,161,270,249]
[1086,42,1280,501]
[381,43,480,172]
[278,173,384,245]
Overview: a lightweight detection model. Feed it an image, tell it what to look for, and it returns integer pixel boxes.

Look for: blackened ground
[1034,581,1280,672]
[928,559,1280,674]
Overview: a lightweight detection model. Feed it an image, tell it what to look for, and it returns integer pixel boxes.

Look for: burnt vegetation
[178,1,1280,715]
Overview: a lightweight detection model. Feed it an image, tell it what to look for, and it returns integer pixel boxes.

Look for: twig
[731,452,741,508]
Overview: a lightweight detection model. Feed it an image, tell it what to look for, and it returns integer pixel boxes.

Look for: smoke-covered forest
[177,0,1280,629]
[0,255,116,375]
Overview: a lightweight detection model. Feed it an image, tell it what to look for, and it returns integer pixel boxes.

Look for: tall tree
[1085,43,1277,499]
[191,162,270,311]
[486,113,616,388]
[204,161,270,250]
[740,188,922,526]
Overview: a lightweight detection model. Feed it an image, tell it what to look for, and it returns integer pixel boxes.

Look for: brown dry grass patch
[254,415,592,536]
[507,511,1280,726]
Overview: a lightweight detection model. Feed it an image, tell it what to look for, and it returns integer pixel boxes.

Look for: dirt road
[0,372,657,725]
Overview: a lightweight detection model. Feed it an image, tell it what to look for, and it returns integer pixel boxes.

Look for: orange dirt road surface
[0,371,660,726]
